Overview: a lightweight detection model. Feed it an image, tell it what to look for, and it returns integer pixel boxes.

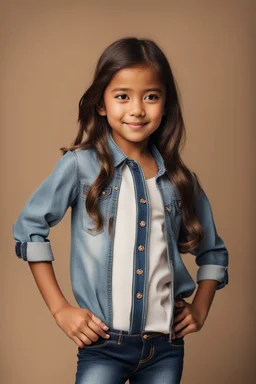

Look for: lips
[125,122,147,126]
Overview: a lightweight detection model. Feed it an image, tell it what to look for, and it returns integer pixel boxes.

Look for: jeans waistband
[106,327,170,342]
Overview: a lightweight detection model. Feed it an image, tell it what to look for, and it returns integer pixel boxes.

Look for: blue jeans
[75,327,185,383]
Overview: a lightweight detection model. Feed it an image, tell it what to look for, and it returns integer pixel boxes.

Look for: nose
[129,99,145,117]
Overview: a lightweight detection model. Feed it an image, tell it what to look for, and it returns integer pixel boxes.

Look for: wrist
[192,301,208,325]
[192,279,218,324]
[51,302,71,319]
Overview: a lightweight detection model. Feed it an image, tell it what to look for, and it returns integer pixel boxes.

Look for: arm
[12,151,110,347]
[12,150,79,262]
[173,279,219,338]
[188,182,229,318]
[192,279,218,320]
[173,178,229,339]
[28,261,71,317]
[189,185,229,291]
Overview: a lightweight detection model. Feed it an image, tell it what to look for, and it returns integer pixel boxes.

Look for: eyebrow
[110,87,163,93]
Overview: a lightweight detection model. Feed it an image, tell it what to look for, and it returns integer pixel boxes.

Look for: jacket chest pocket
[170,198,182,240]
[81,183,112,236]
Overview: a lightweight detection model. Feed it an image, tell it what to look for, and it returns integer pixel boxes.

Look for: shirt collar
[107,130,167,175]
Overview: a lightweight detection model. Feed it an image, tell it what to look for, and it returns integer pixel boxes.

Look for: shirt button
[136,292,143,299]
[114,186,119,190]
[138,245,145,251]
[140,198,146,204]
[130,162,134,166]
[140,221,146,227]
[136,269,143,275]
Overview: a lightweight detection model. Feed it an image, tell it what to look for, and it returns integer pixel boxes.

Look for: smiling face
[96,65,166,155]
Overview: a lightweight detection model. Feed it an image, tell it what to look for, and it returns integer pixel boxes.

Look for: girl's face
[97,66,166,149]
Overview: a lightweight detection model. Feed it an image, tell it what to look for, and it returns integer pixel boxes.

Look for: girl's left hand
[171,300,207,340]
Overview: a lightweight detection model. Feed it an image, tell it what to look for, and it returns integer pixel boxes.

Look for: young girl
[12,37,229,383]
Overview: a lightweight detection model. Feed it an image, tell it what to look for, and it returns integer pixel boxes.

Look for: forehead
[106,66,164,91]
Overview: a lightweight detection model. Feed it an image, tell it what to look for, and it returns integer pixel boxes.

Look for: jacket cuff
[15,240,55,262]
[197,265,229,290]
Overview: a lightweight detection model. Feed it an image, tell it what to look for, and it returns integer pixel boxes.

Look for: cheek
[106,101,124,117]
[149,106,165,121]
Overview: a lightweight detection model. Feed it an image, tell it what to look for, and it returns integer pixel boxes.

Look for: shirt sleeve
[189,184,229,291]
[12,150,79,262]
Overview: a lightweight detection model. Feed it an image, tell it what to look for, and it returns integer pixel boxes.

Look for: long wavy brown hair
[60,37,204,253]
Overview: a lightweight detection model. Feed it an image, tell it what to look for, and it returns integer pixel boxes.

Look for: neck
[111,131,151,161]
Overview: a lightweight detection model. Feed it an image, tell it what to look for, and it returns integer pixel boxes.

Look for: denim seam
[131,341,146,374]
[171,343,184,347]
[80,340,108,349]
[71,150,80,204]
[132,344,155,374]
[108,332,141,337]
[139,344,155,363]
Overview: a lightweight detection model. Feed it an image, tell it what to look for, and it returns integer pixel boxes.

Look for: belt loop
[117,330,123,345]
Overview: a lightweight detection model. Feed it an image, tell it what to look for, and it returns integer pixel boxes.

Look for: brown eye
[146,94,159,100]
[115,94,127,100]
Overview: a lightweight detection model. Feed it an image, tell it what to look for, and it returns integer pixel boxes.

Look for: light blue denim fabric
[12,130,229,342]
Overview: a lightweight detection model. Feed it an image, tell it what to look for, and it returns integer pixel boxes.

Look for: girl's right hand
[53,304,110,348]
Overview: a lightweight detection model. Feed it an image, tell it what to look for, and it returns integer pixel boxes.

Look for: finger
[174,306,186,316]
[88,318,110,339]
[72,334,86,349]
[77,329,98,345]
[175,323,195,338]
[173,311,186,325]
[173,317,191,334]
[91,313,109,331]
[174,300,186,307]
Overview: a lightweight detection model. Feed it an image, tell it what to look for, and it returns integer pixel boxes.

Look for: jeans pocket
[78,336,110,351]
[170,336,184,348]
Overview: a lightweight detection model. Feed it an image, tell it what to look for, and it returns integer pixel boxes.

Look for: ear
[96,101,107,116]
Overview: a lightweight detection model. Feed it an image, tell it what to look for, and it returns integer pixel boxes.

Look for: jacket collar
[107,130,167,175]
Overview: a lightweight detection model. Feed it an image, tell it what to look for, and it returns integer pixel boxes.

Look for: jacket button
[136,269,143,275]
[165,206,171,214]
[140,198,146,204]
[136,292,143,299]
[140,221,146,227]
[130,162,135,166]
[114,186,119,190]
[170,260,174,265]
[178,201,182,207]
[143,334,148,339]
[138,245,145,251]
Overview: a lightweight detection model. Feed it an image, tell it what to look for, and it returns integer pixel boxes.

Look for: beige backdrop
[1,0,255,383]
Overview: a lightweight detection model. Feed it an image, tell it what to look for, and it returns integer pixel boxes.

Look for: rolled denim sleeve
[189,186,229,290]
[12,150,79,262]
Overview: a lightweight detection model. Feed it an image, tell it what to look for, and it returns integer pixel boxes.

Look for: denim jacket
[12,131,229,342]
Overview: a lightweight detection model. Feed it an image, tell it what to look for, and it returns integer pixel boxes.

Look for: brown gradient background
[1,0,255,383]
